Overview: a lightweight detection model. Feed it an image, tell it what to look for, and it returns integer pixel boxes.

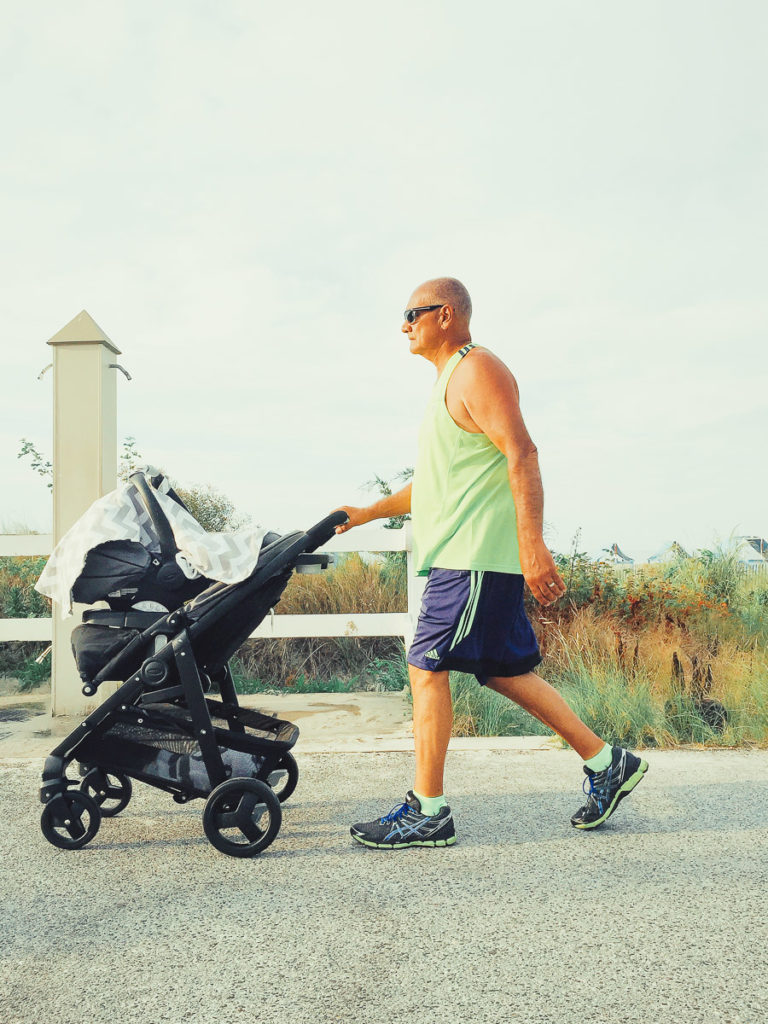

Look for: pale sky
[1,1,766,561]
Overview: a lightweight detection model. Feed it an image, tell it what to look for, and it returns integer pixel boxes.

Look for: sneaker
[571,746,648,829]
[350,791,456,849]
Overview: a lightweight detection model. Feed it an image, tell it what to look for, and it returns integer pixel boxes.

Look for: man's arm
[458,352,566,606]
[332,483,412,534]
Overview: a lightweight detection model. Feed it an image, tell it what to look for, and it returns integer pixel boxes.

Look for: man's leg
[485,670,604,760]
[348,662,456,848]
[409,664,452,797]
[486,670,648,828]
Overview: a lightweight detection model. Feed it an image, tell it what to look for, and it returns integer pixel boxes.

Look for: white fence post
[48,312,120,717]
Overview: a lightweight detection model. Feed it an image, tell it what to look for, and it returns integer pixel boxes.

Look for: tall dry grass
[234,553,407,690]
[534,606,768,746]
[451,551,768,747]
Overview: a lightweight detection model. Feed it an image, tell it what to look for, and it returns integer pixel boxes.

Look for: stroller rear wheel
[203,778,282,857]
[80,768,133,817]
[41,791,101,850]
[265,751,299,803]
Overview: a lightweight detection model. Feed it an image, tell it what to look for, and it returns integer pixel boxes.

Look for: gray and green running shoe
[351,791,456,849]
[571,746,648,829]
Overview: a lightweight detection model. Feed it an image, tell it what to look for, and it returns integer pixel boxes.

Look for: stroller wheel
[41,791,101,851]
[81,769,133,817]
[203,778,282,858]
[265,752,299,804]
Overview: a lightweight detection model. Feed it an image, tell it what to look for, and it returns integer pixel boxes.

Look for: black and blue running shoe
[571,746,648,829]
[350,791,456,849]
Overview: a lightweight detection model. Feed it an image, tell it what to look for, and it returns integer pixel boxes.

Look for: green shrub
[367,653,410,692]
[0,557,50,618]
[231,650,409,696]
[231,668,356,696]
[16,655,51,693]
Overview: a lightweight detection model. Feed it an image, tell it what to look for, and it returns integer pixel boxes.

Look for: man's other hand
[520,539,567,606]
[332,506,371,534]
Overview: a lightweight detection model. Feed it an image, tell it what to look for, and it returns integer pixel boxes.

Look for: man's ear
[440,304,453,330]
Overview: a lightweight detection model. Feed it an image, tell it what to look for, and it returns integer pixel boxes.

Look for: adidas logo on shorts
[425,648,441,660]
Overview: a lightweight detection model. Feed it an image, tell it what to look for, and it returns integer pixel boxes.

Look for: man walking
[335,278,647,849]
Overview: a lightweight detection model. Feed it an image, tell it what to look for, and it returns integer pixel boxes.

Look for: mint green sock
[413,790,448,815]
[584,743,613,772]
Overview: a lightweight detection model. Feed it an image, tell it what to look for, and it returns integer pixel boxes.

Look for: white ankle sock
[413,790,448,815]
[584,743,613,772]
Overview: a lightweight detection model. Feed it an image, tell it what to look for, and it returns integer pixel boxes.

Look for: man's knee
[408,663,450,691]
[486,671,541,696]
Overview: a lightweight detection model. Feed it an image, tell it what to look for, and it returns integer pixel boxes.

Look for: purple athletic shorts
[408,568,542,685]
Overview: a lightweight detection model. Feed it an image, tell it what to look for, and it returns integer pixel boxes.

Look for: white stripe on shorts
[449,570,484,651]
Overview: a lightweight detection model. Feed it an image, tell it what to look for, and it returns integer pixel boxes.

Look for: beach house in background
[648,541,690,564]
[601,542,634,566]
[646,537,768,573]
[735,536,768,571]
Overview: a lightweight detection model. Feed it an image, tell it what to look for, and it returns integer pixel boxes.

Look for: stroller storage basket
[77,703,298,800]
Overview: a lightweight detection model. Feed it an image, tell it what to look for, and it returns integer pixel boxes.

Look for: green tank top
[411,344,522,576]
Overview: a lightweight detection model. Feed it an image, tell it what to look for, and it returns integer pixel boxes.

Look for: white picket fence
[0,527,421,647]
[2,531,765,650]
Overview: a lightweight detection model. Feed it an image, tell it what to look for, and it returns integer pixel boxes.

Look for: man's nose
[401,321,411,334]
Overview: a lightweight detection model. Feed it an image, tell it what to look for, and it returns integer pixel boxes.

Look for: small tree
[364,468,413,590]
[174,483,248,532]
[17,439,52,489]
[17,435,247,531]
[118,436,143,480]
[19,435,145,488]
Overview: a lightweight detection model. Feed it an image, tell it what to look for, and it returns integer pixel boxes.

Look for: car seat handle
[129,471,178,561]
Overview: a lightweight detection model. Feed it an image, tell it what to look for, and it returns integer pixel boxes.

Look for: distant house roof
[737,537,768,563]
[602,542,634,564]
[648,541,690,563]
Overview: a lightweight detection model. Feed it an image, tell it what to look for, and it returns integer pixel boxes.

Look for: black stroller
[39,471,347,857]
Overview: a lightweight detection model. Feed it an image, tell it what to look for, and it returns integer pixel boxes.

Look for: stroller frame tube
[41,674,145,801]
[171,629,227,790]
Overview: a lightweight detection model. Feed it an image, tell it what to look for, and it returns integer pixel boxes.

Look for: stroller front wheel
[265,751,299,804]
[203,778,282,858]
[80,769,133,817]
[41,791,101,851]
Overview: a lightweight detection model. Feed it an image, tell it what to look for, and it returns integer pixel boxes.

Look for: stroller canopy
[36,469,268,617]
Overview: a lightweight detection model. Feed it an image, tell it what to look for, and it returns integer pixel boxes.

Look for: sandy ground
[0,687,558,758]
[0,688,419,757]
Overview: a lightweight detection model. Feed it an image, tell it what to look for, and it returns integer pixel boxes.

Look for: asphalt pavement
[1,746,767,1024]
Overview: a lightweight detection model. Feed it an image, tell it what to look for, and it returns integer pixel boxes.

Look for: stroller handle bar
[303,510,349,552]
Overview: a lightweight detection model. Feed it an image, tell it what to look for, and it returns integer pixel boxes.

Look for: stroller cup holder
[39,471,348,858]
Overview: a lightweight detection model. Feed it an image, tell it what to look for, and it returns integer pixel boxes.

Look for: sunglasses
[403,304,443,324]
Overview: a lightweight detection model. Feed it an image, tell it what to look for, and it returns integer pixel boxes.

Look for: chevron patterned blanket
[36,470,268,617]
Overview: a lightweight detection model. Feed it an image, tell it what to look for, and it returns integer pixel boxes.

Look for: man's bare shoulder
[457,346,519,395]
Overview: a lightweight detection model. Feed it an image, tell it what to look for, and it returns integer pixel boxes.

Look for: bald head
[413,277,472,323]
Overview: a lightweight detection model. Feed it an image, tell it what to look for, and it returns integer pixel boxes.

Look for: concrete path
[0,691,419,758]
[2,746,767,1024]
